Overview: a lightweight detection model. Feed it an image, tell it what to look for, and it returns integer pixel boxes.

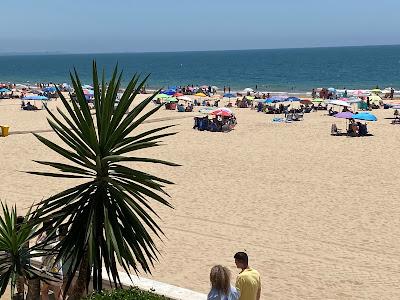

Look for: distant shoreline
[1,43,400,57]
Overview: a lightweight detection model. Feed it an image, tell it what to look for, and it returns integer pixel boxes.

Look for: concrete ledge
[104,270,206,300]
[31,258,207,300]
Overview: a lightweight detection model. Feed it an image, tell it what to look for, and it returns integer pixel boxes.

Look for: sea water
[0,45,399,92]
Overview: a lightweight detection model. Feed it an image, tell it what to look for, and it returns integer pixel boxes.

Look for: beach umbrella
[211,86,219,90]
[263,99,274,104]
[173,92,184,97]
[82,84,93,89]
[328,100,351,107]
[347,97,362,103]
[352,90,367,97]
[243,88,254,93]
[162,89,176,96]
[328,87,336,92]
[300,99,312,105]
[371,88,381,94]
[177,95,192,101]
[42,87,56,93]
[334,112,354,119]
[369,94,382,102]
[312,98,324,103]
[165,97,178,103]
[246,96,255,100]
[211,108,233,117]
[285,97,301,102]
[83,89,94,95]
[195,92,207,97]
[223,93,236,98]
[155,94,171,99]
[0,88,10,93]
[22,95,49,100]
[199,107,215,114]
[352,113,377,122]
[211,94,222,99]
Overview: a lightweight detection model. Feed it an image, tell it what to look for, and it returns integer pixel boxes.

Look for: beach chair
[331,123,342,136]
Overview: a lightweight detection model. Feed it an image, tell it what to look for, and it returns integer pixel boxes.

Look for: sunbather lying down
[21,101,39,111]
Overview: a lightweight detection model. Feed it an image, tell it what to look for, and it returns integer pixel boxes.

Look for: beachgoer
[208,265,240,300]
[228,86,231,93]
[390,88,394,99]
[234,252,261,300]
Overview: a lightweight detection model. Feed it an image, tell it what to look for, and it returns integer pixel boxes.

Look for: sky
[1,0,400,54]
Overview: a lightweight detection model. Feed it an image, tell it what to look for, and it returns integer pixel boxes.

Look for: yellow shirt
[235,268,261,300]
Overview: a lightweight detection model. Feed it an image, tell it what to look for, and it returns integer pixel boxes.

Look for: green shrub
[83,287,172,300]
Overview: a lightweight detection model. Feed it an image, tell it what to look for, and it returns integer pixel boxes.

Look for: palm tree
[29,62,178,299]
[0,203,60,300]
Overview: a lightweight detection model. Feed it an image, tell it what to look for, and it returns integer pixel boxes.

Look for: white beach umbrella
[329,100,351,107]
[177,95,192,101]
[243,88,254,93]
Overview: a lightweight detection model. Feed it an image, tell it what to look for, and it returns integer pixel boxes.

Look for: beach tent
[0,88,10,93]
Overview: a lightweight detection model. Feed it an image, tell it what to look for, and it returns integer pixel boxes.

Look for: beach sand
[1,96,400,299]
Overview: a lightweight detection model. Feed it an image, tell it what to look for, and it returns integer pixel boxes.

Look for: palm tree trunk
[68,252,90,300]
[14,275,25,300]
[26,278,40,300]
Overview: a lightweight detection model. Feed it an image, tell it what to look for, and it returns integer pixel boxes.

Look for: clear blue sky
[2,0,400,53]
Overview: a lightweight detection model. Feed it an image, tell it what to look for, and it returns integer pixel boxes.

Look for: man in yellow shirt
[234,252,261,300]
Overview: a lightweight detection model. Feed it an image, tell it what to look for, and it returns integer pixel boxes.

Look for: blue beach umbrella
[223,93,236,98]
[285,97,301,102]
[23,95,49,100]
[0,88,10,93]
[352,113,377,122]
[161,89,176,96]
[42,87,56,93]
[263,98,274,104]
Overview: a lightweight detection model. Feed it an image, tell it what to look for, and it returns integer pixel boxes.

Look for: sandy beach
[1,95,400,299]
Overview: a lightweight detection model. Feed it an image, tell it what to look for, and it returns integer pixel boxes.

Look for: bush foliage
[84,287,171,300]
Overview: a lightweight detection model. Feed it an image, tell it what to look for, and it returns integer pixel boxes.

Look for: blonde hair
[210,265,231,296]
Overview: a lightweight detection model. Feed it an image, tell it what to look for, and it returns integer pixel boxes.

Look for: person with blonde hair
[208,265,240,300]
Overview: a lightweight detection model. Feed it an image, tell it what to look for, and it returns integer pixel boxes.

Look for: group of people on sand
[208,252,261,300]
[193,114,237,132]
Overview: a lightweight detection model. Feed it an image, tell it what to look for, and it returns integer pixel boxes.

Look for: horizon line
[1,43,400,57]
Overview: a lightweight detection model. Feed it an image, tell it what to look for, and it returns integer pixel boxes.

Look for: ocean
[0,45,399,92]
